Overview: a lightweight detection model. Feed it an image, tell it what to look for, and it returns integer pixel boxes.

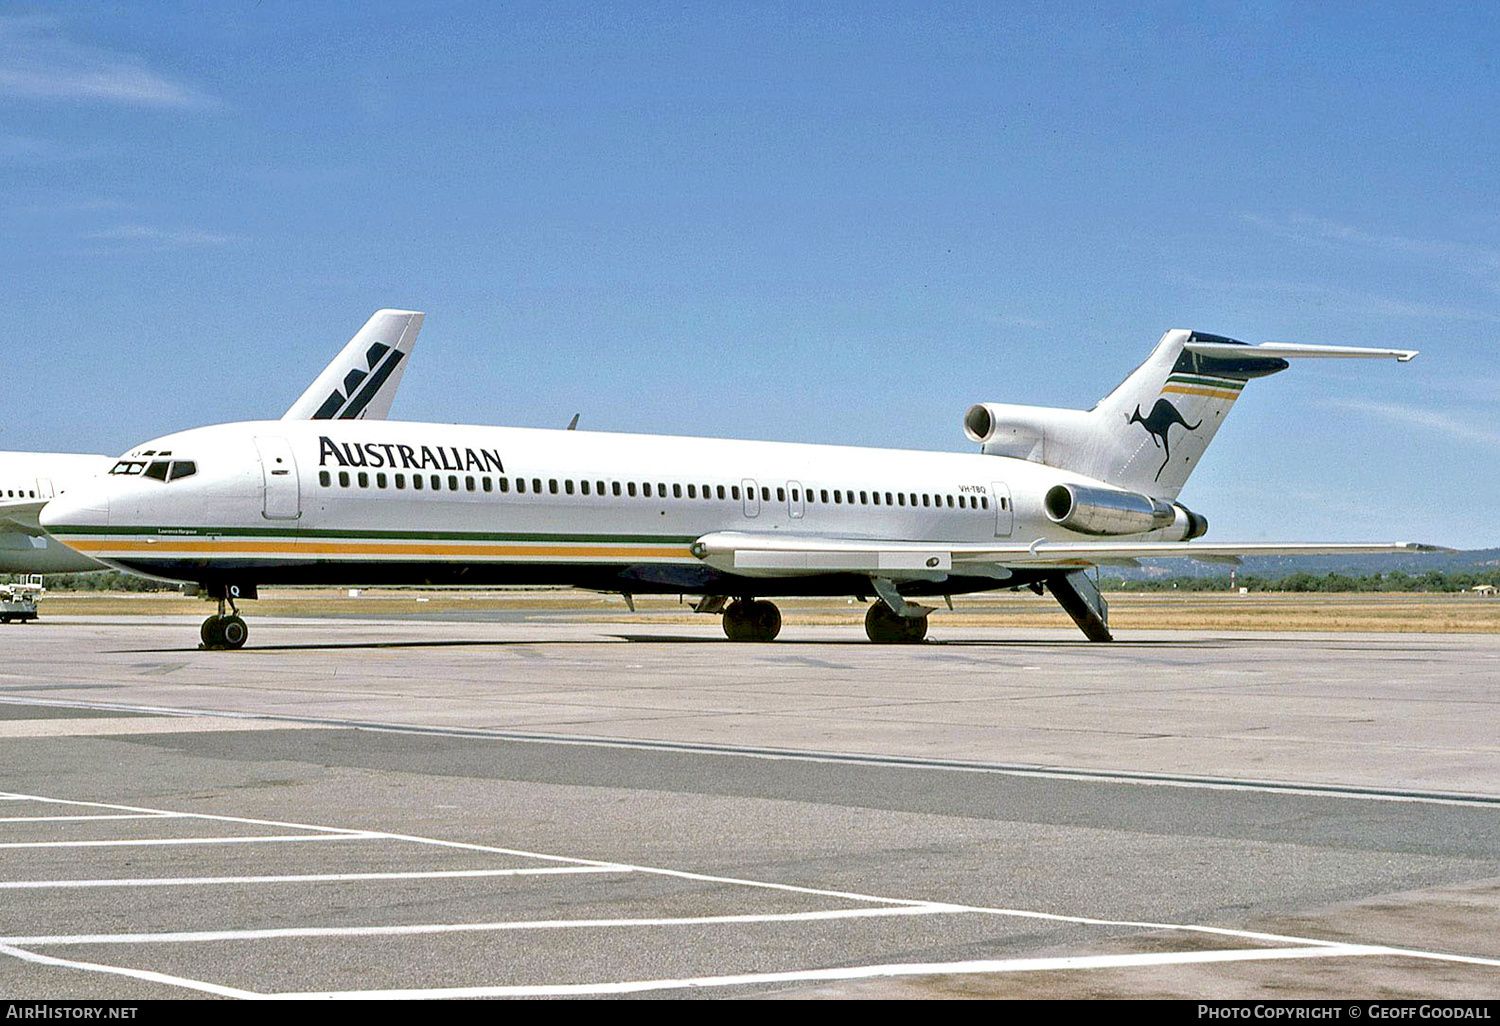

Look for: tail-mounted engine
[963,402,1093,463]
[1044,482,1208,539]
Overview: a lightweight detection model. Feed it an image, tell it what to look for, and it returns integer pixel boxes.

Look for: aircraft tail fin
[282,309,424,421]
[1087,330,1276,496]
[967,330,1416,499]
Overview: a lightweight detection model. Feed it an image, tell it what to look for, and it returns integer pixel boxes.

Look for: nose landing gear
[200,593,248,650]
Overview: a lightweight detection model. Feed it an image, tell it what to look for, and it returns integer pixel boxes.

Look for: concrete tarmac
[0,614,1496,999]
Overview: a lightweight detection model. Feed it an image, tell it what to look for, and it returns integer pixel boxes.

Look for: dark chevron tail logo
[1129,398,1202,481]
[311,341,406,420]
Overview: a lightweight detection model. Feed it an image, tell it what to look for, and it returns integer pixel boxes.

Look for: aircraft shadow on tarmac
[112,635,1240,654]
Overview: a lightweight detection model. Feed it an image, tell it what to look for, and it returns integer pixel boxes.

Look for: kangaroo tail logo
[1129,399,1202,481]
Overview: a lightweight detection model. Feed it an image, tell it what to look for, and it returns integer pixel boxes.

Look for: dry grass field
[27,587,1500,633]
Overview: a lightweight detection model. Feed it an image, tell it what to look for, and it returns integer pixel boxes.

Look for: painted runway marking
[0,866,627,890]
[0,833,382,850]
[0,813,180,823]
[0,943,255,1000]
[1,905,955,947]
[282,944,1400,999]
[3,695,1496,808]
[1,789,1495,999]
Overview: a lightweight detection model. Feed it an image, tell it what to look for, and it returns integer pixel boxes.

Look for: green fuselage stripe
[51,525,699,545]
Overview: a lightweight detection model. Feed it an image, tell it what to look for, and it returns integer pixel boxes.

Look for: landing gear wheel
[200,615,224,648]
[722,599,782,642]
[864,602,928,644]
[219,615,248,649]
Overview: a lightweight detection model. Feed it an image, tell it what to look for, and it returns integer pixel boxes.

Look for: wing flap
[693,532,1452,576]
[698,534,952,577]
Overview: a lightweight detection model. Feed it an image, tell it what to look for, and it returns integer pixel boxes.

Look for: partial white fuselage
[37,418,1196,595]
[0,451,113,573]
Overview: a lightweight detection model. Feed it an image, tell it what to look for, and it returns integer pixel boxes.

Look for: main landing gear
[863,601,928,644]
[721,598,782,642]
[715,595,929,643]
[200,594,248,651]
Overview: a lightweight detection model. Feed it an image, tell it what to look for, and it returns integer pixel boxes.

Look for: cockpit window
[113,456,197,481]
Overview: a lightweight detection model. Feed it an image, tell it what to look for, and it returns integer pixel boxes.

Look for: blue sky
[3,2,1497,545]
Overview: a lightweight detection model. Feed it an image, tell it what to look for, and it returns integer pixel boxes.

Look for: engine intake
[1045,482,1204,538]
[963,404,1000,442]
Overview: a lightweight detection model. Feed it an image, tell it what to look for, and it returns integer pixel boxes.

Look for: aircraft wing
[692,531,1452,578]
[0,500,47,536]
[282,309,424,421]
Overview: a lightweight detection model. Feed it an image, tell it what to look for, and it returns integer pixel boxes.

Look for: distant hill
[1125,548,1500,580]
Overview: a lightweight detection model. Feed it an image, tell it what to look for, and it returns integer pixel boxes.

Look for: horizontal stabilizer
[1185,341,1418,362]
[283,310,424,421]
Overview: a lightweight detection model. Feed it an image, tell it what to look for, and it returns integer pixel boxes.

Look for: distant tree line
[1098,570,1500,593]
[30,571,179,592]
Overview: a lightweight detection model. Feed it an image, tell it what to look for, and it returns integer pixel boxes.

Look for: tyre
[219,615,248,650]
[748,600,782,641]
[200,616,223,648]
[722,600,754,641]
[723,600,781,642]
[864,602,928,644]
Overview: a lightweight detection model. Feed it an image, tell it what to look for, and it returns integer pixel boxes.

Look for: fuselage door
[741,478,760,518]
[991,481,1013,538]
[254,436,301,520]
[787,479,805,519]
[35,478,54,500]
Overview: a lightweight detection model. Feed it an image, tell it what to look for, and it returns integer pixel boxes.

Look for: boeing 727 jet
[0,309,422,576]
[39,326,1445,648]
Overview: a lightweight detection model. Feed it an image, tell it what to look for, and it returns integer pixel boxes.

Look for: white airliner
[0,310,423,576]
[39,326,1446,649]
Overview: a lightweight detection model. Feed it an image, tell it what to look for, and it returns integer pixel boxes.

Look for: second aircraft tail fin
[282,309,424,421]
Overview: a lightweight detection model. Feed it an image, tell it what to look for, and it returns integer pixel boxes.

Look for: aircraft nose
[39,482,109,531]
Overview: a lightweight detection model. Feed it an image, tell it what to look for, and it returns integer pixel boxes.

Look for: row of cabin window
[316,470,993,511]
[4,487,38,498]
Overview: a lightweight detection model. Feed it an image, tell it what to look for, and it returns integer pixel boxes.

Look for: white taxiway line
[1,904,955,947]
[0,814,181,823]
[4,790,1497,1000]
[0,790,1464,951]
[0,791,371,830]
[0,866,628,890]
[280,944,1399,1000]
[0,833,383,850]
[0,943,256,1000]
